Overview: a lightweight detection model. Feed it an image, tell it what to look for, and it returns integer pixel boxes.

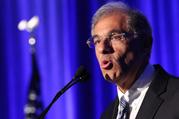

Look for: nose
[96,39,114,54]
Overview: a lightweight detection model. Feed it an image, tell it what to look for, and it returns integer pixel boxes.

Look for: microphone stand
[38,73,88,119]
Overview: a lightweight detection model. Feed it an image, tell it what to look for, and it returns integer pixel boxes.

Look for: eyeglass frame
[86,30,133,48]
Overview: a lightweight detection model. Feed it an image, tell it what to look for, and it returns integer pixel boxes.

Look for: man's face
[92,14,142,84]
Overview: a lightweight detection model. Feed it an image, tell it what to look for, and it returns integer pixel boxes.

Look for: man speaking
[86,1,179,119]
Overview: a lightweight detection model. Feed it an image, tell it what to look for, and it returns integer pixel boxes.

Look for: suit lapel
[136,65,169,119]
[112,97,119,119]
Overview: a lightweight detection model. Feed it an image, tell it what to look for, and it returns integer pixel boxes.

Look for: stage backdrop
[0,0,179,119]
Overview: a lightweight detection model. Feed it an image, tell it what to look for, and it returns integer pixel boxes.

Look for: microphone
[38,66,89,119]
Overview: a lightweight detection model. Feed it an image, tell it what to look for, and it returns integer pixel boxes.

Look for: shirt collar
[117,64,155,103]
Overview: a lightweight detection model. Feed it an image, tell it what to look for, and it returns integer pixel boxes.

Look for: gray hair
[91,1,153,58]
[91,1,130,30]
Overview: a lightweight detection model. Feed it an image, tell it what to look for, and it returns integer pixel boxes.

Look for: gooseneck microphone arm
[38,66,89,119]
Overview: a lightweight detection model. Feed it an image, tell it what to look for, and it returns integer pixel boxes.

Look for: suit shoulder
[167,76,179,92]
[153,64,179,96]
[154,64,179,86]
[156,65,179,97]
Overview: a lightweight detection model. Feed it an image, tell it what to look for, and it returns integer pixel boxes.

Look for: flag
[24,48,44,119]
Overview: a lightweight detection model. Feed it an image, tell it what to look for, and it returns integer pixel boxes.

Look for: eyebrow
[92,29,124,38]
[108,29,124,34]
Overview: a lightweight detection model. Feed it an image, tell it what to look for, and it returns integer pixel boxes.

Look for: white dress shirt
[116,64,155,119]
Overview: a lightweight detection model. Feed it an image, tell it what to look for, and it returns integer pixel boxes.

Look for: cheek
[112,43,134,70]
[113,43,127,59]
[124,52,134,64]
[95,50,100,62]
[113,40,128,50]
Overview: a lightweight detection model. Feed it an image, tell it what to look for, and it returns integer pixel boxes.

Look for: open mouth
[101,60,113,70]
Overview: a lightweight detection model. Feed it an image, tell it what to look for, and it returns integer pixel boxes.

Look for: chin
[103,71,121,84]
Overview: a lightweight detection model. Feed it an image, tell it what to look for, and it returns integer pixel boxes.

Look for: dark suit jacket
[101,65,179,119]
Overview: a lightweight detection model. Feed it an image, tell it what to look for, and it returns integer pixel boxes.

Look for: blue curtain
[0,0,179,119]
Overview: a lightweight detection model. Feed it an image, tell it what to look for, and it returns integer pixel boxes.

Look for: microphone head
[73,65,90,82]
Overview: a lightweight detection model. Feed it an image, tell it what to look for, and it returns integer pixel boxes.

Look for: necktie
[117,96,129,119]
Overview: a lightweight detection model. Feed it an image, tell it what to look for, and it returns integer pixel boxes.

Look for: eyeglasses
[86,32,129,48]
